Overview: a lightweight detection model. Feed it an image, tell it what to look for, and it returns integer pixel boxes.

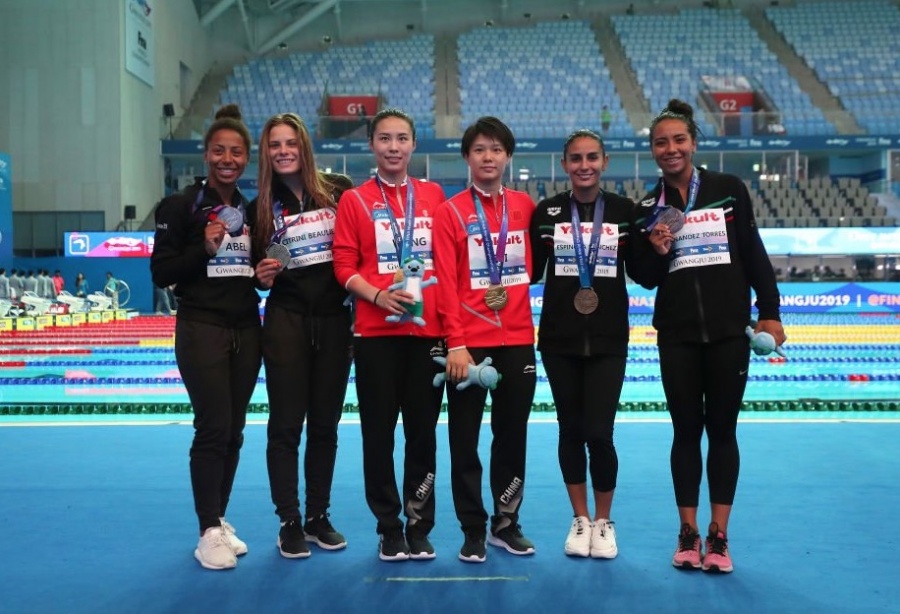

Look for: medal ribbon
[471,187,508,286]
[648,167,700,229]
[569,193,606,289]
[376,176,416,263]
[192,181,247,228]
[271,194,308,245]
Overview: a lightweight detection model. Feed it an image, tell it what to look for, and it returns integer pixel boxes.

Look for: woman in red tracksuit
[332,108,446,562]
[433,116,536,564]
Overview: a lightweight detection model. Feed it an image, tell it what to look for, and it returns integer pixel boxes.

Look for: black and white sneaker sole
[304,534,347,551]
[277,538,311,559]
[487,535,534,555]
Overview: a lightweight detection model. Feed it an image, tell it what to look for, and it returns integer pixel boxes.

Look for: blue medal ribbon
[192,180,247,231]
[569,192,606,289]
[471,187,508,286]
[271,194,308,245]
[376,176,416,263]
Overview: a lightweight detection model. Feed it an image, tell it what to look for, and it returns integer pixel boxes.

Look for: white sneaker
[591,519,618,559]
[195,526,238,570]
[564,516,592,557]
[220,518,248,556]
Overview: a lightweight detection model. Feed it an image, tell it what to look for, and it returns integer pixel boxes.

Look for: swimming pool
[1,313,898,414]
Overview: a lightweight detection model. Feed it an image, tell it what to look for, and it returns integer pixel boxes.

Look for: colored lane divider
[2,400,899,416]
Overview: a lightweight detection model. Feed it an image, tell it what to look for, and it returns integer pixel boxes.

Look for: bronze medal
[484,284,508,310]
[574,287,599,315]
[393,269,405,284]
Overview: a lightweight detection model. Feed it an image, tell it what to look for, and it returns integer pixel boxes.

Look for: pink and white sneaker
[702,522,733,573]
[672,523,702,570]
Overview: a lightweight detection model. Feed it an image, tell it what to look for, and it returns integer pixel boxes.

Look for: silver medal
[656,207,685,233]
[216,206,245,235]
[266,243,292,268]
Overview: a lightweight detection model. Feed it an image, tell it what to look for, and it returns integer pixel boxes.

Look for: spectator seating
[217,35,436,139]
[457,21,631,139]
[766,0,900,135]
[612,8,836,136]
[510,175,895,228]
[752,176,895,227]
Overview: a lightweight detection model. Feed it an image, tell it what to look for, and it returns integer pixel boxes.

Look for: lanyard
[271,193,308,244]
[649,168,700,228]
[375,176,416,262]
[471,187,508,286]
[192,181,246,219]
[569,193,606,289]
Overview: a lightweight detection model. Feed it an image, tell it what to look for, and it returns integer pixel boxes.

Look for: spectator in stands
[0,268,9,300]
[529,129,655,560]
[635,99,785,574]
[332,107,446,562]
[9,269,24,299]
[251,113,354,559]
[150,103,262,571]
[600,105,612,134]
[74,272,89,298]
[433,116,537,563]
[52,270,65,296]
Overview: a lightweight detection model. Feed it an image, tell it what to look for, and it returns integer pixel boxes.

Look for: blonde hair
[255,113,334,251]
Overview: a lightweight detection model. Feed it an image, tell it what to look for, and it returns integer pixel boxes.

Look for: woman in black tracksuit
[636,99,785,574]
[151,104,262,571]
[530,129,655,560]
[251,113,353,560]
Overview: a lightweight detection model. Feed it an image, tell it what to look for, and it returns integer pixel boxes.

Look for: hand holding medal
[655,206,685,233]
[266,242,292,268]
[203,218,227,256]
[214,205,246,236]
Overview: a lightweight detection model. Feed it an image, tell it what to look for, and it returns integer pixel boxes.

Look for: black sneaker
[406,529,436,560]
[304,514,347,551]
[458,530,487,563]
[378,530,410,562]
[278,519,311,559]
[488,524,535,556]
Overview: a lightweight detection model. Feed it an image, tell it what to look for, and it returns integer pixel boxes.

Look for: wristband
[373,290,382,305]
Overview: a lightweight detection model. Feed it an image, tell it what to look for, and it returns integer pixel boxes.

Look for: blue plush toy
[432,356,502,391]
[385,255,437,327]
[746,322,787,357]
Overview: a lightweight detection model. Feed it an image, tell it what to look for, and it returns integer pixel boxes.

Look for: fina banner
[0,153,11,265]
[529,282,900,315]
[125,0,154,87]
[64,232,155,258]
